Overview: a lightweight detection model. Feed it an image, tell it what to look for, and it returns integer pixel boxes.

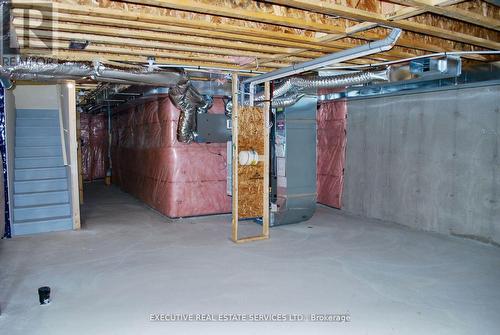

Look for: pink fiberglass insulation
[316,99,347,208]
[111,95,231,218]
[80,113,90,181]
[81,113,108,181]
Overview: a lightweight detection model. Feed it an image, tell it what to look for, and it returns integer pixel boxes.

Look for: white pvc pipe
[239,150,261,166]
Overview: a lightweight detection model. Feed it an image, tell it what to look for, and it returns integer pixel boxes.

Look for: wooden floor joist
[7,0,498,90]
[386,0,500,30]
[12,9,422,62]
[265,0,500,50]
[12,0,498,69]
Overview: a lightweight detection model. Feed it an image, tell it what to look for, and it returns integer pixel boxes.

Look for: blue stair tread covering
[14,178,68,193]
[12,216,73,236]
[14,190,70,207]
[12,108,72,236]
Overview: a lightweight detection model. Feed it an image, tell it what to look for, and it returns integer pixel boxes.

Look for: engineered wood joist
[258,22,380,65]
[16,37,294,69]
[9,0,499,73]
[12,0,495,68]
[22,47,274,72]
[12,10,430,65]
[13,18,318,57]
[122,0,344,34]
[384,0,467,20]
[125,0,499,50]
[386,0,500,30]
[11,9,327,54]
[12,23,313,65]
[12,0,342,52]
[14,0,460,57]
[265,0,500,50]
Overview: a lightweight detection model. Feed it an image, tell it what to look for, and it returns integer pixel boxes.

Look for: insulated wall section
[317,100,347,208]
[81,113,108,181]
[111,96,231,218]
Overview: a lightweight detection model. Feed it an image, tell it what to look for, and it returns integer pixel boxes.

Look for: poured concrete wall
[343,85,500,245]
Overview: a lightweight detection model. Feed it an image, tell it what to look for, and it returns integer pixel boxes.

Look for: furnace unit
[271,96,317,226]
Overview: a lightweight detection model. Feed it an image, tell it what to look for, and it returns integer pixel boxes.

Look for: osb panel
[378,0,499,52]
[237,106,265,219]
[30,0,500,66]
[64,0,346,37]
[455,0,500,20]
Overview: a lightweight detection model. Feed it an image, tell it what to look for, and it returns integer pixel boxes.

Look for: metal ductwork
[95,65,184,86]
[0,59,185,86]
[244,28,402,87]
[0,58,211,143]
[253,68,390,103]
[271,92,306,108]
[244,27,401,108]
[224,69,390,112]
[169,78,212,143]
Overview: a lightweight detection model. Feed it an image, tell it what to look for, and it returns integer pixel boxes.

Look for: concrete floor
[1,183,500,335]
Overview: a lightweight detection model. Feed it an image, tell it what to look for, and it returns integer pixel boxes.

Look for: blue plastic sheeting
[0,87,11,238]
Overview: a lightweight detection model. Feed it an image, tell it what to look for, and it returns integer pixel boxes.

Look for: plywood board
[237,106,265,218]
[231,75,270,243]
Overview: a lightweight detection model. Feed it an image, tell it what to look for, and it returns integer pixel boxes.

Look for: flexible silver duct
[0,58,209,143]
[0,59,185,86]
[169,78,212,143]
[244,28,401,87]
[254,68,389,102]
[270,93,306,108]
[222,69,390,114]
[94,64,184,86]
[225,92,305,114]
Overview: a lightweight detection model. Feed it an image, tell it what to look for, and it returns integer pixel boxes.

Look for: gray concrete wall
[343,85,500,245]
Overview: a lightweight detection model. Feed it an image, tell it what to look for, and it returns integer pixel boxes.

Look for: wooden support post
[231,77,271,243]
[231,73,239,242]
[76,111,83,204]
[262,81,270,238]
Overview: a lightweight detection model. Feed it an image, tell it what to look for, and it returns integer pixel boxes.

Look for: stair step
[13,203,71,222]
[16,118,59,127]
[14,178,67,193]
[16,126,60,137]
[14,190,69,207]
[12,216,73,236]
[15,156,64,169]
[15,146,62,158]
[15,166,67,181]
[15,136,61,147]
[16,109,59,119]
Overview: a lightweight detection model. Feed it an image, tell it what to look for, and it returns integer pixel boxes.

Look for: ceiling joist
[264,0,500,50]
[8,0,499,74]
[386,0,500,30]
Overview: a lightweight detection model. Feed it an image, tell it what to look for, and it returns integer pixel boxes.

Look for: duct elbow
[170,78,211,143]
